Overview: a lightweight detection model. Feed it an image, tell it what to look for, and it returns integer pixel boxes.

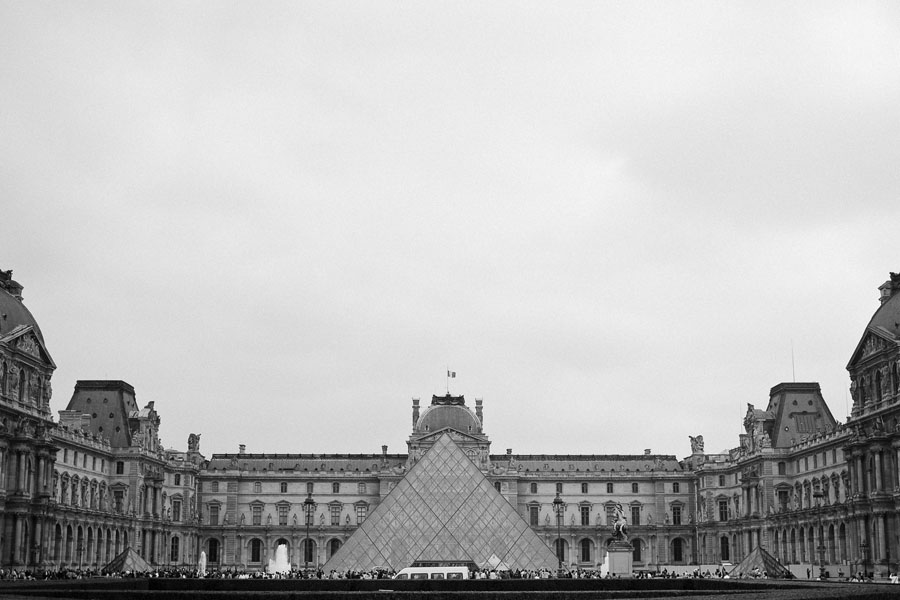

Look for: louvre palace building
[1,266,900,576]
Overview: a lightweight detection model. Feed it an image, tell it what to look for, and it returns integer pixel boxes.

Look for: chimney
[239,444,246,454]
[878,272,900,305]
[644,449,652,455]
[412,398,420,428]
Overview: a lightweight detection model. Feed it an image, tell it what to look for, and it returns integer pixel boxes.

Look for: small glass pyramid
[324,433,558,572]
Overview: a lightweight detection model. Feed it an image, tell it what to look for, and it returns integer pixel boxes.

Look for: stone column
[17,451,26,493]
[875,450,884,493]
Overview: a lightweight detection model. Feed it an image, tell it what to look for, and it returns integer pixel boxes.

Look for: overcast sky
[2,2,899,459]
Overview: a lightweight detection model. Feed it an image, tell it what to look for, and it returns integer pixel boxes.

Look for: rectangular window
[673,482,680,493]
[173,500,182,522]
[101,459,105,472]
[83,455,87,468]
[279,504,289,526]
[813,455,818,468]
[174,474,181,486]
[211,481,219,493]
[253,481,262,494]
[330,504,341,525]
[529,505,539,526]
[209,505,219,526]
[581,483,588,494]
[356,504,367,524]
[252,506,262,526]
[718,475,725,486]
[92,457,96,470]
[555,482,562,494]
[281,482,288,493]
[833,449,838,463]
[631,506,641,525]
[778,462,786,475]
[672,505,682,525]
[358,483,366,494]
[74,451,77,466]
[606,483,613,494]
[333,482,340,494]
[307,482,313,495]
[719,500,728,521]
[114,490,124,513]
[580,505,590,526]
[804,457,809,471]
[63,449,68,463]
[822,452,827,467]
[116,461,124,475]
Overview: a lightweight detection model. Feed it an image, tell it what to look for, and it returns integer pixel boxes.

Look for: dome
[416,403,482,435]
[867,276,900,340]
[0,272,44,342]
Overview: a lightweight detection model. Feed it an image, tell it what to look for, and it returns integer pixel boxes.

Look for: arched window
[302,539,316,564]
[328,538,342,559]
[672,538,684,562]
[208,539,220,563]
[250,539,262,563]
[170,536,180,562]
[580,538,592,562]
[632,538,642,562]
[554,539,567,563]
[530,483,537,494]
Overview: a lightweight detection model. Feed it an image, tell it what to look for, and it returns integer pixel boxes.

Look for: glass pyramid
[324,433,558,572]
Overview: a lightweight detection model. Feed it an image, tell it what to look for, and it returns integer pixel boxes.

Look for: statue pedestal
[606,540,634,577]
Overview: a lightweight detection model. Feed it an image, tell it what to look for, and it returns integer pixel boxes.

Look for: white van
[393,566,470,580]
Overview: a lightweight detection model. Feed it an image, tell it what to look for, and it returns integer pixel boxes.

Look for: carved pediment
[848,329,894,368]
[0,326,56,368]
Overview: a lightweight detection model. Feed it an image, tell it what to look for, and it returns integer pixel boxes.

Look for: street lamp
[552,492,565,577]
[813,487,825,579]
[303,493,316,574]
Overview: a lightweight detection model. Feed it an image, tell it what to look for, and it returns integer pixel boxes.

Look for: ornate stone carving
[689,435,704,454]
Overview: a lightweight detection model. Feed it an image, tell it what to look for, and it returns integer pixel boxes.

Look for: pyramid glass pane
[324,433,558,572]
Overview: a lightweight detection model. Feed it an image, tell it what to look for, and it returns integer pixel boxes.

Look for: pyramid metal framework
[324,433,559,572]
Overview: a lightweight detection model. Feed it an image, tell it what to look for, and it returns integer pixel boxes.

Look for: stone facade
[1,266,899,576]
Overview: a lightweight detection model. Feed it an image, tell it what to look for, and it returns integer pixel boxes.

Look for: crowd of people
[1,565,899,583]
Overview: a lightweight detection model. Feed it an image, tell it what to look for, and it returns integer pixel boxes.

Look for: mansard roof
[204,453,405,473]
[508,454,684,472]
[847,273,900,369]
[0,270,44,343]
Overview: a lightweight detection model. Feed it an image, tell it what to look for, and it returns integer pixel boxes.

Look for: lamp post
[552,492,565,577]
[813,487,825,579]
[303,493,315,574]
